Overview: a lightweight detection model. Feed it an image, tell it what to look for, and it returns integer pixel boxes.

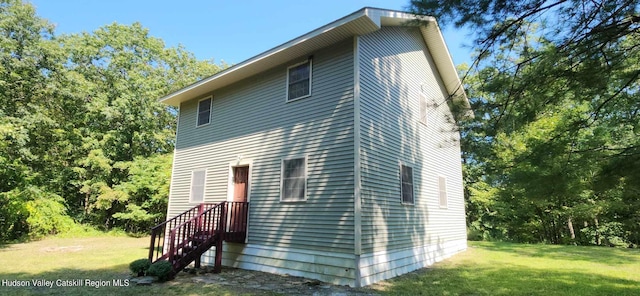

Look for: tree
[111,154,173,233]
[59,22,222,230]
[409,0,640,245]
[0,0,69,240]
[0,0,223,240]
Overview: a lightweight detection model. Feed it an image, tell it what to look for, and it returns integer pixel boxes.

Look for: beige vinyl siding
[169,38,355,256]
[358,26,466,254]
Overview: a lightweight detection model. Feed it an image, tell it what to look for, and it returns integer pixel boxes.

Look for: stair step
[192,235,213,242]
[149,201,248,277]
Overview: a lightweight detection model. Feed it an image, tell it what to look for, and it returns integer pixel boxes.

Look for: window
[287,60,312,101]
[400,165,414,204]
[190,169,206,203]
[419,93,428,125]
[197,97,212,126]
[281,157,307,201]
[438,176,448,208]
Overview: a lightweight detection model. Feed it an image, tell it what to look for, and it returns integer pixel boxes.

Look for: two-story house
[151,7,471,287]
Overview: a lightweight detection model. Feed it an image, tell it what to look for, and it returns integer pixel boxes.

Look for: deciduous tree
[410,0,640,245]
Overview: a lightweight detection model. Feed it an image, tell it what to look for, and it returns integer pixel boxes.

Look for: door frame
[227,158,252,243]
[227,158,252,203]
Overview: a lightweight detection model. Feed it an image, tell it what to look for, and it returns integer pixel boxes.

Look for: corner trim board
[353,35,363,287]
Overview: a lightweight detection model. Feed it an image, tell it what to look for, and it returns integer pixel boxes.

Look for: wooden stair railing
[148,203,217,263]
[148,201,249,278]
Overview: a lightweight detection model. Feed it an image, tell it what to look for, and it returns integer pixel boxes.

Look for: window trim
[400,163,415,205]
[438,175,448,208]
[280,155,308,202]
[286,59,313,102]
[189,169,207,203]
[196,96,212,127]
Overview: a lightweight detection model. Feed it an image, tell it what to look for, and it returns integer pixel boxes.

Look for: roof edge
[159,7,470,115]
[159,8,375,106]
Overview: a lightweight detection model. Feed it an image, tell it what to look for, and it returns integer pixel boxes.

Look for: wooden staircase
[148,201,249,278]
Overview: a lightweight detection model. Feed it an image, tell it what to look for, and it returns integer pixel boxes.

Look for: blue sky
[30,0,474,66]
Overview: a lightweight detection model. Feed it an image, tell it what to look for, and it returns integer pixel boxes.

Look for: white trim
[196,96,212,127]
[165,108,181,217]
[418,24,471,112]
[226,158,253,243]
[226,158,253,203]
[438,175,448,209]
[279,155,308,202]
[159,8,379,106]
[189,168,207,203]
[158,7,470,116]
[353,35,363,280]
[285,59,313,102]
[399,162,415,205]
[353,35,363,287]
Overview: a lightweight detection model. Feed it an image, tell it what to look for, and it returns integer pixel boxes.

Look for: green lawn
[0,235,251,296]
[1,236,639,295]
[374,241,640,296]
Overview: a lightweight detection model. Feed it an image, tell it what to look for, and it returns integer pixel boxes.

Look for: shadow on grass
[473,241,640,265]
[380,263,640,296]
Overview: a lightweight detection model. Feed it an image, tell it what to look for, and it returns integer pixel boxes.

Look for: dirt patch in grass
[40,245,84,252]
[166,266,378,295]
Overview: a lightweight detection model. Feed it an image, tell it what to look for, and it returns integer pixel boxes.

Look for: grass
[373,241,640,296]
[0,234,257,295]
[0,236,638,295]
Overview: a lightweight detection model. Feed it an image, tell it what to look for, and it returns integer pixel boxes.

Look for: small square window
[400,165,414,204]
[197,97,212,126]
[287,60,312,101]
[281,157,307,201]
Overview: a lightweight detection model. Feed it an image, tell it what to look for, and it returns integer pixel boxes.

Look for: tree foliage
[411,0,640,246]
[0,0,222,240]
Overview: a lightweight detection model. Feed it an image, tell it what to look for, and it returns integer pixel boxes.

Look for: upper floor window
[287,60,312,101]
[197,97,212,126]
[400,164,414,204]
[281,157,307,201]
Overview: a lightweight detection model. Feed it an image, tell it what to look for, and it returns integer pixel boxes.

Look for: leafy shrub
[11,186,76,239]
[0,191,29,242]
[467,228,484,241]
[129,258,151,276]
[147,260,173,282]
[25,195,76,237]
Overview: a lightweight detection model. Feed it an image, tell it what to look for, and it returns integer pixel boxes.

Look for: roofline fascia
[159,8,373,105]
[159,7,471,118]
